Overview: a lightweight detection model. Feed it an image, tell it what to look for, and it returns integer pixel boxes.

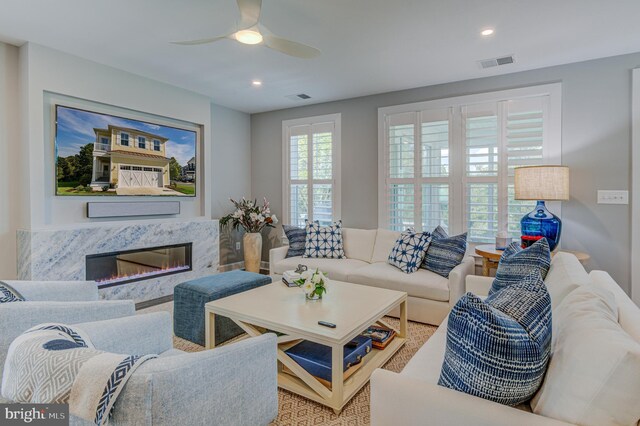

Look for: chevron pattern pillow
[438,271,552,406]
[283,225,306,258]
[490,238,551,295]
[388,229,430,274]
[421,227,467,277]
[303,220,346,259]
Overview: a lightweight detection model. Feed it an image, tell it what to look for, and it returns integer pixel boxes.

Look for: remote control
[318,321,336,328]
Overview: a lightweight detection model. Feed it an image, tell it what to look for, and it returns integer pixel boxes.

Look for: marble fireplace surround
[17,218,219,303]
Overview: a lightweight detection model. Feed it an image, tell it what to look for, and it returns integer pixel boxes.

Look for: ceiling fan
[172,0,321,59]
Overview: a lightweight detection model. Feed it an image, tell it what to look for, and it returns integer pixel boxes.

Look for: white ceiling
[2,0,640,113]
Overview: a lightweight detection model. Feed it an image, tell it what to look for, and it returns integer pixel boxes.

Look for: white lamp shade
[514,165,570,201]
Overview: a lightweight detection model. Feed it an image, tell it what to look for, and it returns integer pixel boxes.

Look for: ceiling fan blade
[263,34,321,59]
[237,0,262,29]
[171,35,228,46]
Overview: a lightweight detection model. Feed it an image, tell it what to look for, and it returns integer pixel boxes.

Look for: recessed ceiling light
[252,80,262,86]
[235,30,263,45]
[481,28,495,36]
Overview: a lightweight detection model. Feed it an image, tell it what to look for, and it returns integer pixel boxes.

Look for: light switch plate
[597,190,629,205]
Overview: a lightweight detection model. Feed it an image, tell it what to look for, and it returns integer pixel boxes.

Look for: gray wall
[211,103,252,266]
[252,52,640,293]
[0,42,20,278]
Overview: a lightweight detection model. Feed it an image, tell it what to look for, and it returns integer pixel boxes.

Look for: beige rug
[140,302,436,425]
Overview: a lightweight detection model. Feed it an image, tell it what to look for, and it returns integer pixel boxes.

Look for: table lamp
[514,165,570,251]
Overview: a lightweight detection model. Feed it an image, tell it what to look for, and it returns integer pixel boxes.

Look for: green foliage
[169,157,182,181]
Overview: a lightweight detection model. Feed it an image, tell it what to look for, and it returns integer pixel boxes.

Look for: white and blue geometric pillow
[388,229,431,274]
[303,220,346,259]
[490,238,551,296]
[0,281,24,303]
[438,270,552,406]
[421,229,467,278]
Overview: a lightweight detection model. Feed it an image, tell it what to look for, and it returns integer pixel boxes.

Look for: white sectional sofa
[269,227,475,325]
[370,253,640,426]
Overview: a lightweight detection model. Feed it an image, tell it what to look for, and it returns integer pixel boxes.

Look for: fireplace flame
[95,264,191,285]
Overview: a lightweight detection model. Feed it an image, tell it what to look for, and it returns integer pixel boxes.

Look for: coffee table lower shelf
[277,336,406,413]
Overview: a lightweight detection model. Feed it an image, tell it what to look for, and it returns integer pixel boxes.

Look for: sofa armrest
[466,275,494,297]
[0,300,135,378]
[269,245,289,274]
[76,312,173,355]
[448,256,475,306]
[370,369,571,426]
[5,280,99,301]
[117,333,278,426]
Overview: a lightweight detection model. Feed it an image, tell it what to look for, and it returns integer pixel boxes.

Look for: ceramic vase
[243,232,262,273]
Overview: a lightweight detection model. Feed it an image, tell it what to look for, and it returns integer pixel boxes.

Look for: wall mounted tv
[55,105,197,197]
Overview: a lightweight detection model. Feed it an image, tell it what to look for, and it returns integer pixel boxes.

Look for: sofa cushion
[282,225,306,258]
[490,239,551,296]
[303,220,346,259]
[401,318,448,384]
[590,270,640,342]
[421,231,467,278]
[388,230,430,274]
[371,229,401,263]
[347,262,449,302]
[531,285,640,426]
[273,256,368,282]
[545,252,590,310]
[438,271,552,406]
[342,228,377,262]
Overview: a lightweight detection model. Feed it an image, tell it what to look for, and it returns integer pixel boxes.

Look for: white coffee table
[204,280,407,414]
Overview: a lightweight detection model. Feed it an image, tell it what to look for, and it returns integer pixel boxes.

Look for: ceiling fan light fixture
[235,30,263,45]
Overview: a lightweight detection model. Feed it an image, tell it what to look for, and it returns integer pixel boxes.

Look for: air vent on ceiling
[285,93,312,101]
[478,54,515,69]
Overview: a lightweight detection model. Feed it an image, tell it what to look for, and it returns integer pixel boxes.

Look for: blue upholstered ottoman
[173,270,272,346]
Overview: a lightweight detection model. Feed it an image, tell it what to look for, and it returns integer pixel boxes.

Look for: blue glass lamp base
[520,201,562,251]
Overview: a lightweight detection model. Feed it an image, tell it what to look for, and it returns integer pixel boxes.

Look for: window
[138,136,146,149]
[153,139,161,151]
[283,113,341,227]
[101,137,109,145]
[120,165,131,170]
[120,132,129,146]
[379,84,561,243]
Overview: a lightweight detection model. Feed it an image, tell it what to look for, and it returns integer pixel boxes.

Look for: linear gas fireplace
[86,243,193,288]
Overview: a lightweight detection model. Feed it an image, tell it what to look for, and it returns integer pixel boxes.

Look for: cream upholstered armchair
[0,280,135,380]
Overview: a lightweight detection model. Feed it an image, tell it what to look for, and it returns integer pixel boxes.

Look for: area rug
[139,302,437,425]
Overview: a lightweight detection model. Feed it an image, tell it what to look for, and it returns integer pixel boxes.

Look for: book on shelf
[361,325,396,350]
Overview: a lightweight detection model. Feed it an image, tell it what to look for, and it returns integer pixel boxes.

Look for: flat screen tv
[55,105,197,197]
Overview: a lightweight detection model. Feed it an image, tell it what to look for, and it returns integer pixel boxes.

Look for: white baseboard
[218,260,270,273]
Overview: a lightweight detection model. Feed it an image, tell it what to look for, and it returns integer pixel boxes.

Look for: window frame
[378,83,562,241]
[120,132,129,147]
[153,139,161,152]
[138,136,146,149]
[282,113,342,227]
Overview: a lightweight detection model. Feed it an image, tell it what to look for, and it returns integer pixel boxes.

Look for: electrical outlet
[597,190,628,205]
[235,242,241,250]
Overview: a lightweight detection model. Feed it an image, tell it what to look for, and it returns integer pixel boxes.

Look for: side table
[474,244,590,277]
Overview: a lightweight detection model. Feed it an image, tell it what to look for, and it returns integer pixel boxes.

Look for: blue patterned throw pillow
[431,225,449,240]
[421,227,467,278]
[490,238,551,295]
[283,225,306,258]
[0,281,24,303]
[438,271,552,406]
[388,229,430,274]
[303,220,346,259]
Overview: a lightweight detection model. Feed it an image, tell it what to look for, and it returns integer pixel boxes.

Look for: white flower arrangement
[295,268,328,300]
[220,197,278,233]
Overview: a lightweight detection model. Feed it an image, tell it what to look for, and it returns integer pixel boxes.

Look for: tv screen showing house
[55,105,197,197]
